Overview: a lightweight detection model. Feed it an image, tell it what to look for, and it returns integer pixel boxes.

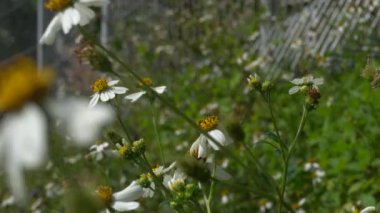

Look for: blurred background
[2,0,380,212]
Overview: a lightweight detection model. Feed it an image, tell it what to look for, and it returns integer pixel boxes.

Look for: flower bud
[132,139,146,155]
[137,173,151,188]
[261,80,273,92]
[247,74,262,91]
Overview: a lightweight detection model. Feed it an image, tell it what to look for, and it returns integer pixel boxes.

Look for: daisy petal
[108,80,119,86]
[74,3,95,26]
[40,14,62,45]
[290,78,303,85]
[313,77,324,86]
[112,87,128,94]
[111,201,140,211]
[288,86,300,95]
[113,181,143,202]
[100,92,109,102]
[153,86,166,94]
[213,165,232,181]
[62,8,77,34]
[125,91,146,102]
[207,129,226,150]
[79,0,110,7]
[89,93,100,107]
[107,91,115,100]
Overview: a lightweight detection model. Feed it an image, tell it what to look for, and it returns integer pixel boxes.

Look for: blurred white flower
[207,163,231,181]
[89,141,110,161]
[1,195,15,208]
[97,181,144,212]
[153,162,177,176]
[89,79,128,107]
[304,160,325,185]
[163,170,186,191]
[359,206,376,213]
[141,162,177,198]
[221,190,233,204]
[0,104,48,203]
[190,116,229,159]
[125,77,166,103]
[64,154,82,164]
[259,199,273,212]
[49,98,115,146]
[292,198,306,213]
[45,182,64,198]
[0,58,114,205]
[289,75,324,95]
[40,0,110,45]
[304,161,320,171]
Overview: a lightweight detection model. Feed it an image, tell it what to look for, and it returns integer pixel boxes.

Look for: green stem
[206,161,216,213]
[114,103,133,143]
[279,105,308,213]
[150,106,165,164]
[200,183,211,213]
[263,92,287,160]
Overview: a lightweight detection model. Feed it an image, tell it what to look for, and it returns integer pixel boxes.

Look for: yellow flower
[0,57,53,112]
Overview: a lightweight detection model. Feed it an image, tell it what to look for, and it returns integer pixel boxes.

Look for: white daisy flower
[89,79,128,107]
[139,162,177,198]
[88,141,110,161]
[48,98,115,146]
[189,115,229,159]
[163,170,187,192]
[97,181,144,213]
[303,160,325,185]
[312,169,325,185]
[288,75,324,95]
[40,0,110,45]
[125,77,166,102]
[304,161,320,171]
[259,199,273,213]
[0,58,115,204]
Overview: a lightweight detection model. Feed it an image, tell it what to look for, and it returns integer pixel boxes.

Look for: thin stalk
[263,92,287,160]
[200,183,211,213]
[150,106,165,164]
[279,105,308,212]
[206,161,217,213]
[112,102,133,142]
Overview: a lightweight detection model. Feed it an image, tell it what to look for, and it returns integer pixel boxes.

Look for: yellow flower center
[169,179,185,192]
[118,145,129,156]
[45,0,72,11]
[92,79,109,93]
[0,57,53,112]
[141,77,153,87]
[291,203,300,210]
[96,185,113,206]
[197,115,219,131]
[258,198,268,206]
